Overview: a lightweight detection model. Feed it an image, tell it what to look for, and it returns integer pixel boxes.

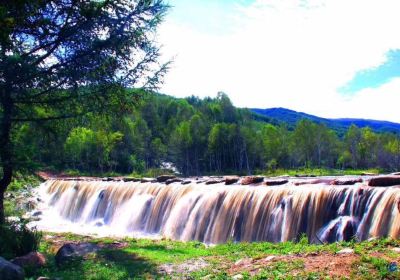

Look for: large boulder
[224,176,239,185]
[241,176,264,185]
[11,251,46,270]
[368,176,400,187]
[55,243,100,266]
[0,257,24,280]
[156,175,176,183]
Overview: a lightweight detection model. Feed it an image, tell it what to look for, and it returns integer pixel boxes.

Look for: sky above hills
[157,0,400,123]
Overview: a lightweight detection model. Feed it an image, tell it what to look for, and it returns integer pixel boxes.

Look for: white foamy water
[29,179,400,243]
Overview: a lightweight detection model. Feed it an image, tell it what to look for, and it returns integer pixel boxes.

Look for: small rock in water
[331,178,363,185]
[368,176,400,187]
[205,179,224,185]
[181,180,192,185]
[165,178,182,185]
[224,176,239,185]
[264,179,288,186]
[32,211,43,217]
[232,274,244,280]
[141,178,156,183]
[156,175,176,183]
[241,176,264,185]
[336,248,354,254]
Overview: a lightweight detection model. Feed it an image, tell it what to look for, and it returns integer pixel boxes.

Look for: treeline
[12,92,400,175]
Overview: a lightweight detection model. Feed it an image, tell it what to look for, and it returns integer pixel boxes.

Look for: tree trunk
[0,92,13,224]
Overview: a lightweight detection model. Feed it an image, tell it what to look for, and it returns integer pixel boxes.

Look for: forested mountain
[13,92,400,176]
[252,108,400,135]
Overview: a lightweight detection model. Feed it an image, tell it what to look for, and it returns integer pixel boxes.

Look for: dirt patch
[229,252,360,278]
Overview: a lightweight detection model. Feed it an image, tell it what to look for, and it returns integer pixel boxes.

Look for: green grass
[26,233,400,280]
[261,168,382,177]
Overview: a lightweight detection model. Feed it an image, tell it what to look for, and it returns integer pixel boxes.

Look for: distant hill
[251,107,400,135]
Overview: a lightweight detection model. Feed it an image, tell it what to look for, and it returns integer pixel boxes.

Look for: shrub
[0,219,42,259]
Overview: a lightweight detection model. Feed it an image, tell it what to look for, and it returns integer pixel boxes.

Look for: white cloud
[157,0,400,122]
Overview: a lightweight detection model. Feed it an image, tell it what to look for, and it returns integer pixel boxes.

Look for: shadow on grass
[33,248,161,280]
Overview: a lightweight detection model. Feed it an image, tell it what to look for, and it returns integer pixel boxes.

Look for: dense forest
[12,91,400,176]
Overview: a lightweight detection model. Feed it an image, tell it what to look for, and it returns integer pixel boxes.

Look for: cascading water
[31,179,400,244]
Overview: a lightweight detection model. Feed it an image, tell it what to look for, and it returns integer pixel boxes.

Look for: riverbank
[26,232,400,279]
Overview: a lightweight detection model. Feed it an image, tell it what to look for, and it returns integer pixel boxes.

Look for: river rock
[331,178,363,185]
[122,177,141,182]
[181,180,192,185]
[141,178,156,183]
[55,243,100,266]
[102,177,114,181]
[361,172,376,176]
[368,176,400,187]
[205,179,225,185]
[165,178,182,185]
[12,251,46,269]
[241,176,264,185]
[156,175,176,183]
[264,179,288,186]
[0,257,24,280]
[224,176,240,185]
[294,179,332,186]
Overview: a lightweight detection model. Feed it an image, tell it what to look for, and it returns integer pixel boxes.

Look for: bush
[0,219,42,260]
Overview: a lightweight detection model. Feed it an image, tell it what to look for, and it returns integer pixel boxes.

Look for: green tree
[0,0,169,222]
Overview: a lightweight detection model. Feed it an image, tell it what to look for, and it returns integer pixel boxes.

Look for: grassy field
[27,233,400,280]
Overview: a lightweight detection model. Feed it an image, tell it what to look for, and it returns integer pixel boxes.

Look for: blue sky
[158,0,400,122]
[340,49,400,94]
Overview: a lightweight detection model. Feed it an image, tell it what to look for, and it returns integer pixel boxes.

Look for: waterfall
[32,179,400,244]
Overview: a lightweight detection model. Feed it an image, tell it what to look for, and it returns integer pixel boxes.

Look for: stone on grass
[12,251,46,269]
[234,258,253,266]
[0,256,24,280]
[55,243,100,266]
[264,256,276,261]
[336,248,354,254]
